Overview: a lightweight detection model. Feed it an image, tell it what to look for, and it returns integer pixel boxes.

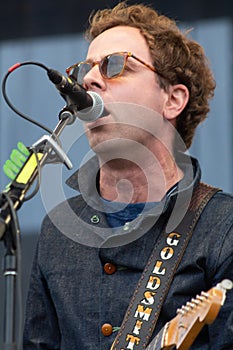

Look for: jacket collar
[66,152,201,206]
[65,153,201,246]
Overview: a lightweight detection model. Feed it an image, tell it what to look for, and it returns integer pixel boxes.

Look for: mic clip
[32,135,73,170]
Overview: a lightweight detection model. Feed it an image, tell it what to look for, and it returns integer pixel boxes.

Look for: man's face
[81,26,170,157]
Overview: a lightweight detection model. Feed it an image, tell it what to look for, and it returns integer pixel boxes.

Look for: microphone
[47,68,104,121]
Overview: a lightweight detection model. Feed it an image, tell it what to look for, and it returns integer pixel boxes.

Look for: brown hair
[86,1,216,149]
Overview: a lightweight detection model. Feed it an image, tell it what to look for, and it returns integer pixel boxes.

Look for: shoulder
[203,190,233,219]
[44,194,86,219]
[41,194,86,234]
[189,182,233,229]
[190,189,233,276]
[196,189,233,242]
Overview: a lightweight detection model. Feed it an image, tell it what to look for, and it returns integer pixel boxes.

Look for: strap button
[101,323,113,336]
[104,262,117,275]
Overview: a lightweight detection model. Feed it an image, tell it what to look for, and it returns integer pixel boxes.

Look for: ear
[163,84,189,121]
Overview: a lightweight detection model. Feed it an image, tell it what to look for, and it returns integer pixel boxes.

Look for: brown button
[101,323,113,336]
[104,262,117,275]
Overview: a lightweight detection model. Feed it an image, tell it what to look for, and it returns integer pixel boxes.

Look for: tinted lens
[101,54,126,78]
[73,63,92,85]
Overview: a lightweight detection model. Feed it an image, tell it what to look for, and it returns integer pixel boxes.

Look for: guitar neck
[146,320,176,350]
[145,279,232,350]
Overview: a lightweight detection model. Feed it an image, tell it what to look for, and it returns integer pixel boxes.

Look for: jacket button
[101,323,113,336]
[104,263,117,275]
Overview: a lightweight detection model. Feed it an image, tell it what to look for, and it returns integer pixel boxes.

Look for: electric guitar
[146,279,233,350]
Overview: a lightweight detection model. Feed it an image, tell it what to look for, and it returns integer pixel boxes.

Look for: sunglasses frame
[66,51,157,84]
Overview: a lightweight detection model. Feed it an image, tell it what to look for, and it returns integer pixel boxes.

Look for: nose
[83,64,106,92]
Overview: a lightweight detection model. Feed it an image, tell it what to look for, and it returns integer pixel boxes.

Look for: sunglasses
[66,51,157,85]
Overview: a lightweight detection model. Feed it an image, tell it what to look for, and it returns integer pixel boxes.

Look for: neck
[98,150,183,203]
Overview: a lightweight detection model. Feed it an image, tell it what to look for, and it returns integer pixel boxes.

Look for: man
[23,2,233,349]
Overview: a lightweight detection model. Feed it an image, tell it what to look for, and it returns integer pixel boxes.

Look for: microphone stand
[2,224,18,350]
[0,106,76,350]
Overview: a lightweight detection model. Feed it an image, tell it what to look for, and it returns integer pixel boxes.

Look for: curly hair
[85,1,216,149]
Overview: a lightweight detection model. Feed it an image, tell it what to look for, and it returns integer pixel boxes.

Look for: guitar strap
[111,182,220,350]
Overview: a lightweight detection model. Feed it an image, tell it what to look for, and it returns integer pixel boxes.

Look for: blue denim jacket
[23,155,233,350]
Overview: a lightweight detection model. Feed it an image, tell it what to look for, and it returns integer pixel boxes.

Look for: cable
[2,60,63,199]
[1,61,58,348]
[1,61,72,349]
[2,61,54,135]
[1,191,22,350]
